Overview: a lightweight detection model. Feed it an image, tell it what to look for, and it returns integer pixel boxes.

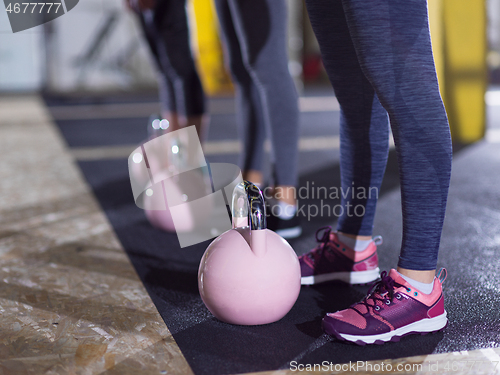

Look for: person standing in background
[126,0,208,140]
[213,0,302,238]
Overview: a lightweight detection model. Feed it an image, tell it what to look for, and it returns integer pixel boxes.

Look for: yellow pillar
[429,0,487,144]
[428,0,445,96]
[187,0,233,96]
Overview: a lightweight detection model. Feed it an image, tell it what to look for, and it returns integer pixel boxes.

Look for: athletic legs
[305,0,452,271]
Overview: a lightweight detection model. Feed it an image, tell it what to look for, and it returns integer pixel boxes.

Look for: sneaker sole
[275,226,302,239]
[301,268,380,285]
[324,311,448,345]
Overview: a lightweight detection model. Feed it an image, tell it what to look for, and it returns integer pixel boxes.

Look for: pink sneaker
[299,227,381,285]
[322,269,448,345]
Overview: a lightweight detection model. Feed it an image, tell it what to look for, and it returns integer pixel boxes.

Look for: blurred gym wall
[2,0,497,94]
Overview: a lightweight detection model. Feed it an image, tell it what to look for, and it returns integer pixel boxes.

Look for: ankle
[397,267,435,284]
[337,231,372,241]
[337,232,373,251]
[242,170,263,187]
[272,186,296,206]
[161,111,180,131]
[185,114,209,143]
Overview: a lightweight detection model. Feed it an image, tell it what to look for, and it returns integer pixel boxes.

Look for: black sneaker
[266,209,302,239]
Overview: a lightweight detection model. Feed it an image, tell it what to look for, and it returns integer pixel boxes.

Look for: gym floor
[1,89,499,374]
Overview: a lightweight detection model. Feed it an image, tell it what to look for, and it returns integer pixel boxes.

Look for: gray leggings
[138,0,205,117]
[214,0,300,187]
[305,0,453,270]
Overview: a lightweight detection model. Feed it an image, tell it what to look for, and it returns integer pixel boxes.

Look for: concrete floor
[1,90,499,374]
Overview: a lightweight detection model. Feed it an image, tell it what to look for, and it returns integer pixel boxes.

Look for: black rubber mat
[46,95,500,374]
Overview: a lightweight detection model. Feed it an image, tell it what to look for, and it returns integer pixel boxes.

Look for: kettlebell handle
[232,181,267,230]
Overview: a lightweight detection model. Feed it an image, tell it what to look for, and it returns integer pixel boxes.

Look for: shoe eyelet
[407,287,411,292]
[395,293,401,299]
[385,300,390,305]
[335,243,339,247]
[414,291,418,296]
[374,306,381,311]
[342,248,346,252]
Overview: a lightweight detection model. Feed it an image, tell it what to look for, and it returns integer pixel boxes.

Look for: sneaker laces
[316,226,332,244]
[305,226,333,263]
[351,271,406,314]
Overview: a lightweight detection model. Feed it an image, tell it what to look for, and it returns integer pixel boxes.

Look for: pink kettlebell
[198,181,301,325]
[144,168,210,233]
[131,119,211,233]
